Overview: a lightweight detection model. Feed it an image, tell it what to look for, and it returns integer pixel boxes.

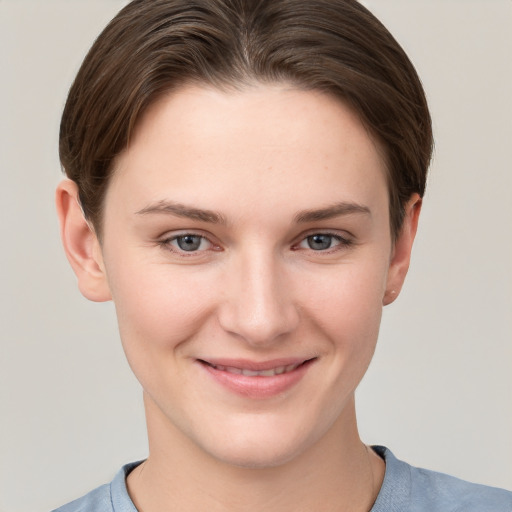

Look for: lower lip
[199,360,314,399]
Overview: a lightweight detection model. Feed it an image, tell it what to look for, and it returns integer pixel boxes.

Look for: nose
[217,249,300,346]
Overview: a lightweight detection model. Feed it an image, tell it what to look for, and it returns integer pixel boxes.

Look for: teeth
[212,363,301,376]
[260,369,278,377]
[242,369,260,376]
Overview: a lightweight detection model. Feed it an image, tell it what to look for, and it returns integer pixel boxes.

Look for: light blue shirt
[52,446,512,511]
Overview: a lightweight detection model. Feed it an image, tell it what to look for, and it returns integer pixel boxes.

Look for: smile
[206,362,303,377]
[198,358,316,399]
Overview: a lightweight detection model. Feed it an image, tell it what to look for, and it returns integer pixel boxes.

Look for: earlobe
[56,179,112,302]
[383,194,422,306]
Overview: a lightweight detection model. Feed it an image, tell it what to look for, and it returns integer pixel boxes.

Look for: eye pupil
[307,234,332,250]
[177,235,202,251]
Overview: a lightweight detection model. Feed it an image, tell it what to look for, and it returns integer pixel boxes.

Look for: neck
[127,394,384,512]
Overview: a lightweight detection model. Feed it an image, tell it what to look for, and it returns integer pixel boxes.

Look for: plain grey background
[1,1,511,511]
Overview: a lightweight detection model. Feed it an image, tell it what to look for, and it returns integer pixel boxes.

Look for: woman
[53,0,512,510]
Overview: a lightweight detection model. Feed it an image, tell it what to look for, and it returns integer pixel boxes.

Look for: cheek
[105,260,219,364]
[301,257,388,325]
[299,257,388,367]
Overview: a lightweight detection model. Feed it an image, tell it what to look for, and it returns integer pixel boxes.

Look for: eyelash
[293,231,354,253]
[157,231,354,257]
[158,232,218,256]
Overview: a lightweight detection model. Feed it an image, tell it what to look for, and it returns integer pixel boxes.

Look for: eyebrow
[294,202,371,223]
[135,200,370,225]
[135,200,227,224]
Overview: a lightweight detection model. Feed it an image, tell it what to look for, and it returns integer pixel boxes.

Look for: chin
[206,437,309,470]
[190,412,332,470]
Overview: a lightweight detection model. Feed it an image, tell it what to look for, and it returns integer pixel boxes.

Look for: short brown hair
[60,0,433,239]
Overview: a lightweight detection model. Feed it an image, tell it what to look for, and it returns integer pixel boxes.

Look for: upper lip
[197,357,315,372]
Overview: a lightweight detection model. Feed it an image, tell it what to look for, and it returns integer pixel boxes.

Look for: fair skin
[57,84,421,512]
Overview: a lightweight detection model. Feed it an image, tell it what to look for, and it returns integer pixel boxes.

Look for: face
[83,84,416,468]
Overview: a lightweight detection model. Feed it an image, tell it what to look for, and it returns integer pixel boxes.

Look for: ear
[383,194,422,306]
[56,179,112,302]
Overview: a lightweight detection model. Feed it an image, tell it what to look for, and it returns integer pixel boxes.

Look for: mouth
[200,360,309,377]
[197,358,316,399]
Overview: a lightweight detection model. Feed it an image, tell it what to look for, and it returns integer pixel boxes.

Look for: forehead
[109,84,389,219]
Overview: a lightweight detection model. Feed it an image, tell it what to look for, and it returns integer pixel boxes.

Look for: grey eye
[175,235,205,251]
[306,234,335,250]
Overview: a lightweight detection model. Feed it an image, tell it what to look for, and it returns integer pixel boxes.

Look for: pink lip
[197,357,316,399]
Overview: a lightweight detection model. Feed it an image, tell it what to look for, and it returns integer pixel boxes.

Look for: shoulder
[51,483,112,512]
[51,462,142,512]
[372,446,512,512]
[409,464,512,511]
